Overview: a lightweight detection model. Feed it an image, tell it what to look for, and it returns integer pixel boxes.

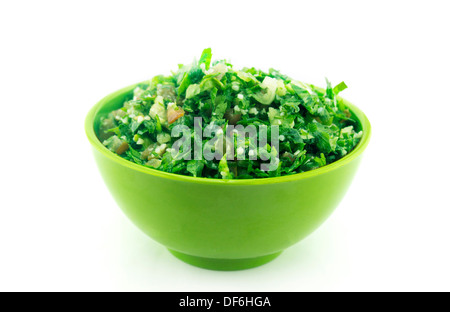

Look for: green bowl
[85,82,371,271]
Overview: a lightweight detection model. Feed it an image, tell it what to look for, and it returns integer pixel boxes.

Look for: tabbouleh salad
[98,48,362,179]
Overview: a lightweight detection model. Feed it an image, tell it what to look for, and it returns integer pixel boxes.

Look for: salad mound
[98,48,362,179]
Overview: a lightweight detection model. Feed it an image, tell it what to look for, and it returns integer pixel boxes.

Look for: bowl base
[168,249,282,271]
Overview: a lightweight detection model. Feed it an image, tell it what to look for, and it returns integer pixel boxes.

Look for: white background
[1,0,449,292]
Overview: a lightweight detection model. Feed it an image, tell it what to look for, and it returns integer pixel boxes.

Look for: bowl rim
[85,82,371,185]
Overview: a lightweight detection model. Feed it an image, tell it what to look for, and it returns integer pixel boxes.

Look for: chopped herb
[98,49,362,179]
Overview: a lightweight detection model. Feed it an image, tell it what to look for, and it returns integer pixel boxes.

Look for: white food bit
[237,94,244,100]
[129,113,136,119]
[232,84,240,91]
[144,116,151,121]
[157,133,171,144]
[234,106,241,113]
[279,135,285,141]
[294,150,301,156]
[280,112,285,116]
[205,63,228,79]
[248,149,256,157]
[249,108,258,115]
[146,159,162,168]
[213,63,228,80]
[149,96,167,122]
[220,171,227,177]
[137,116,144,123]
[317,107,324,114]
[167,102,177,109]
[136,138,145,145]
[155,144,167,156]
[254,76,277,104]
[276,79,287,96]
[236,147,245,155]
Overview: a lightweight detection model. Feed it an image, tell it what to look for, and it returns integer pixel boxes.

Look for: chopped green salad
[98,48,362,179]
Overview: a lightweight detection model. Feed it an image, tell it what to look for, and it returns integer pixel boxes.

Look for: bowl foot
[168,249,282,271]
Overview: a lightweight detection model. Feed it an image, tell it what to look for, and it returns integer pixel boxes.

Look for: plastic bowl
[85,82,371,271]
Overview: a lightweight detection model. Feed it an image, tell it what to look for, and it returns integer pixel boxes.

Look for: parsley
[98,49,363,179]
